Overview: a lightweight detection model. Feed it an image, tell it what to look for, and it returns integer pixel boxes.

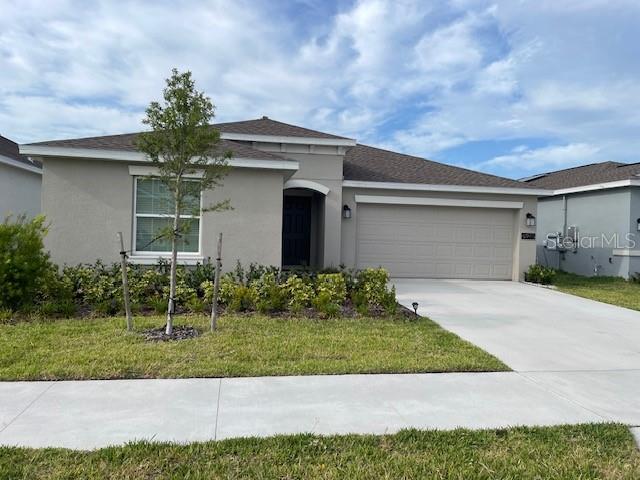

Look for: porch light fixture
[526,213,536,227]
[343,205,352,219]
[637,218,640,231]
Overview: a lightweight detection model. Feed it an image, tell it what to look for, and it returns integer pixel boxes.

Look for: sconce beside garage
[343,205,352,219]
[526,213,536,227]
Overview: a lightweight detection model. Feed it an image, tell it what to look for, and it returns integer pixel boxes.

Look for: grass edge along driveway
[1,424,639,479]
[553,270,640,312]
[0,313,508,380]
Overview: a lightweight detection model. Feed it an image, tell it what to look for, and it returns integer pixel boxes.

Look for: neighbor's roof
[521,161,640,190]
[0,135,42,169]
[343,143,535,189]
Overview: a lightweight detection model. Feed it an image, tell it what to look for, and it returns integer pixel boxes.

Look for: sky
[1,0,639,179]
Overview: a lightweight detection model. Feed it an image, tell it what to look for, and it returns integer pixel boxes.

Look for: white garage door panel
[356,204,515,279]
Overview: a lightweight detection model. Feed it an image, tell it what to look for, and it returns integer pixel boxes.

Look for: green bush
[526,264,556,285]
[313,273,346,317]
[228,285,257,312]
[284,275,315,313]
[0,215,54,310]
[252,272,287,313]
[353,267,397,316]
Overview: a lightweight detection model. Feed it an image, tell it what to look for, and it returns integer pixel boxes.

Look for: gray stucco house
[522,162,640,278]
[20,117,547,280]
[0,135,42,218]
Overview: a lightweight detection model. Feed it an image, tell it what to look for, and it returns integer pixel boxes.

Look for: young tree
[137,69,230,335]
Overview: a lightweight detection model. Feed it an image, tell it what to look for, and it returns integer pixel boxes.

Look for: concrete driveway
[394,279,640,426]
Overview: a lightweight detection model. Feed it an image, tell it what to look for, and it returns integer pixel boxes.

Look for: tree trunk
[166,186,181,335]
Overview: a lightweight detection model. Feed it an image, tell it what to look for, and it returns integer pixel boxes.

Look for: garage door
[356,204,515,279]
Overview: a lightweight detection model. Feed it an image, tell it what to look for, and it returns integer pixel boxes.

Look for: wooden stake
[118,232,133,331]
[210,233,223,332]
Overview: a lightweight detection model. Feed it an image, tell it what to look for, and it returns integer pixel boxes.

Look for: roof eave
[19,145,299,172]
[547,179,640,196]
[342,180,551,196]
[219,132,356,147]
[0,153,42,175]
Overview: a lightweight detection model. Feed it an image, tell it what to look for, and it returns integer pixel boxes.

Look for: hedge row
[1,216,396,319]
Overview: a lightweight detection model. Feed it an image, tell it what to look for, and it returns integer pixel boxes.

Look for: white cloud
[481,143,602,175]
[1,0,640,180]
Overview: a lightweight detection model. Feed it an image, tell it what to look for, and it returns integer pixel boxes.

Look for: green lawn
[1,424,638,479]
[0,314,507,380]
[553,271,640,311]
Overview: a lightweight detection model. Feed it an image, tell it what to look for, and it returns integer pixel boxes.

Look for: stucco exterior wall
[42,156,284,268]
[630,188,640,277]
[341,187,538,281]
[536,188,634,277]
[0,162,41,218]
[247,142,345,268]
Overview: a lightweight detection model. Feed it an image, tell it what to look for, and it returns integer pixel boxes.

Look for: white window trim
[354,195,524,209]
[132,176,204,258]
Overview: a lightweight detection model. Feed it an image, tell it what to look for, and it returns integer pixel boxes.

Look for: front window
[134,177,201,253]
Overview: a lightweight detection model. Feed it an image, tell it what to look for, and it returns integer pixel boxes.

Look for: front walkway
[0,373,610,450]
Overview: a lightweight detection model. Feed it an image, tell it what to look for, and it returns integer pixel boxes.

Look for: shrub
[526,264,556,285]
[38,299,77,318]
[284,275,314,313]
[227,285,257,312]
[353,267,397,316]
[0,215,53,310]
[252,272,287,313]
[313,273,346,317]
[128,267,167,304]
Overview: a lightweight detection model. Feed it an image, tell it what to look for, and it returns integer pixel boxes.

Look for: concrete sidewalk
[0,371,625,450]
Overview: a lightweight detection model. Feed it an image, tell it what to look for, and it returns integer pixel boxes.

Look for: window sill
[128,254,205,266]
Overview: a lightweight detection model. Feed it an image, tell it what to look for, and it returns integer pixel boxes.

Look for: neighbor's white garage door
[356,204,515,279]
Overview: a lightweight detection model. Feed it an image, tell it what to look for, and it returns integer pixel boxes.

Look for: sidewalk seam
[214,378,222,440]
[516,372,610,422]
[0,383,55,434]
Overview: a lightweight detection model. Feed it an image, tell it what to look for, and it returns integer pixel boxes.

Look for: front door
[282,195,311,266]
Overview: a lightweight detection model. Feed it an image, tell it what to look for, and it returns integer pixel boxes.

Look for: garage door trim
[354,194,524,210]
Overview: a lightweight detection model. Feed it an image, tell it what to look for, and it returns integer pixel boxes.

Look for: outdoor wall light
[637,218,640,231]
[526,213,536,227]
[343,205,352,219]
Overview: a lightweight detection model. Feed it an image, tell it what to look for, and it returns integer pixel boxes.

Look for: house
[522,162,640,278]
[19,117,547,280]
[0,135,42,218]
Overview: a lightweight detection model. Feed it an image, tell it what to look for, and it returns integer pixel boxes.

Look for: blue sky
[1,0,640,179]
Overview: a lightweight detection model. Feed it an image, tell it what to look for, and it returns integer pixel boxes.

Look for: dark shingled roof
[522,161,640,189]
[344,144,535,188]
[0,135,42,169]
[27,133,288,162]
[25,119,537,189]
[215,117,352,140]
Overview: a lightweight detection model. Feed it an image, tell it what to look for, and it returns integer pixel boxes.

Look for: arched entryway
[282,180,329,268]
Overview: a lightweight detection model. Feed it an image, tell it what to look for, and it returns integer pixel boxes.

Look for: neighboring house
[19,117,547,280]
[522,162,640,278]
[0,135,42,218]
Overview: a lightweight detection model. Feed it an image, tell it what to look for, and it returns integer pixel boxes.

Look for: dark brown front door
[282,195,311,266]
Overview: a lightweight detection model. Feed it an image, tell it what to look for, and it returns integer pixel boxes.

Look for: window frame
[132,176,204,258]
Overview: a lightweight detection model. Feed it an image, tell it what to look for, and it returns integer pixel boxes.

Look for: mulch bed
[142,325,200,342]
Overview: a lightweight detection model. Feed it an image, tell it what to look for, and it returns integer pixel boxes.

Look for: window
[134,178,201,254]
